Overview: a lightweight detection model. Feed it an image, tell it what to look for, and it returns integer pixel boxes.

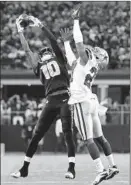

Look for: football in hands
[20,14,30,28]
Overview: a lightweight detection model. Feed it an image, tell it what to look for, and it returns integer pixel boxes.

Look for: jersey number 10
[41,60,61,79]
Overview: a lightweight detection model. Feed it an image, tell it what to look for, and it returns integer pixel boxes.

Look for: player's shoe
[65,163,75,179]
[11,166,28,178]
[92,169,108,185]
[106,165,119,180]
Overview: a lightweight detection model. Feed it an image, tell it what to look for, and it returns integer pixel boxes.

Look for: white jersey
[68,50,98,105]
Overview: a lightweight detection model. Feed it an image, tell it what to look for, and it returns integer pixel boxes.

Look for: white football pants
[73,96,104,140]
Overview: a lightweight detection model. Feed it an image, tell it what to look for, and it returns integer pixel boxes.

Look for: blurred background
[0,1,130,155]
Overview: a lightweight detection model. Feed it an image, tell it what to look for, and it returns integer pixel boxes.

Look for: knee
[31,129,42,143]
[84,138,94,146]
[63,129,73,143]
[62,120,72,134]
[92,113,100,122]
[95,136,107,144]
[63,128,72,136]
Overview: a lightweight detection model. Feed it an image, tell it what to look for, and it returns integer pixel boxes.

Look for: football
[20,14,29,28]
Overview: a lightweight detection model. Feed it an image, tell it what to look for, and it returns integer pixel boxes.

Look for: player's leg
[74,101,108,185]
[11,101,58,178]
[60,102,76,179]
[92,109,119,180]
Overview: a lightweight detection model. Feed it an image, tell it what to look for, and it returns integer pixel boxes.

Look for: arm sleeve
[72,19,88,65]
[73,19,83,43]
[19,32,38,70]
[64,41,77,66]
[41,25,66,64]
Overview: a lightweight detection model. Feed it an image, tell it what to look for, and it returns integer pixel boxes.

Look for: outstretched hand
[60,28,73,42]
[28,15,42,28]
[16,15,25,33]
[71,3,82,20]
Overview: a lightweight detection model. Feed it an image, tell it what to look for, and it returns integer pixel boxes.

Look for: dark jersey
[33,25,71,97]
[34,56,69,97]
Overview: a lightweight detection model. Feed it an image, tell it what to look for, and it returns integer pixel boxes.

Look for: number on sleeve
[84,74,92,88]
[84,67,97,88]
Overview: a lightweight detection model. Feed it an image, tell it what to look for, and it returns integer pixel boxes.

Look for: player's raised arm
[16,16,38,70]
[28,16,66,64]
[72,4,89,66]
[60,28,76,67]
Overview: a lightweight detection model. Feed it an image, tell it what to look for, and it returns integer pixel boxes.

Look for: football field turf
[1,153,130,185]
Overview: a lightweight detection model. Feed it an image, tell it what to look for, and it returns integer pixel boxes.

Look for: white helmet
[93,47,109,70]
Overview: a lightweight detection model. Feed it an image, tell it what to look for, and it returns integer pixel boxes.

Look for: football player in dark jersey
[11,14,75,179]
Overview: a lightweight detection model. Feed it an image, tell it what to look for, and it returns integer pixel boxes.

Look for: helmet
[39,47,52,57]
[38,47,54,63]
[93,47,109,69]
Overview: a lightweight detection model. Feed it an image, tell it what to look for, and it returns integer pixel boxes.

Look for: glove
[16,15,24,33]
[60,28,72,42]
[28,16,42,27]
[71,3,82,20]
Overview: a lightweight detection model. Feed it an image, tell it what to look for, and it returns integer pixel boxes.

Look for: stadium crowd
[1,1,130,70]
[1,93,130,126]
[1,94,44,126]
[1,93,130,154]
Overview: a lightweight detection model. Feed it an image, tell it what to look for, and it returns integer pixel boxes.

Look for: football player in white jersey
[60,3,119,185]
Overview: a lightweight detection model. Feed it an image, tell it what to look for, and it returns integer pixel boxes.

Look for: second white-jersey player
[69,46,99,105]
[60,3,119,185]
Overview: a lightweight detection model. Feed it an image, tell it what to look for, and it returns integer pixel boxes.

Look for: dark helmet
[38,47,53,57]
[38,47,54,63]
